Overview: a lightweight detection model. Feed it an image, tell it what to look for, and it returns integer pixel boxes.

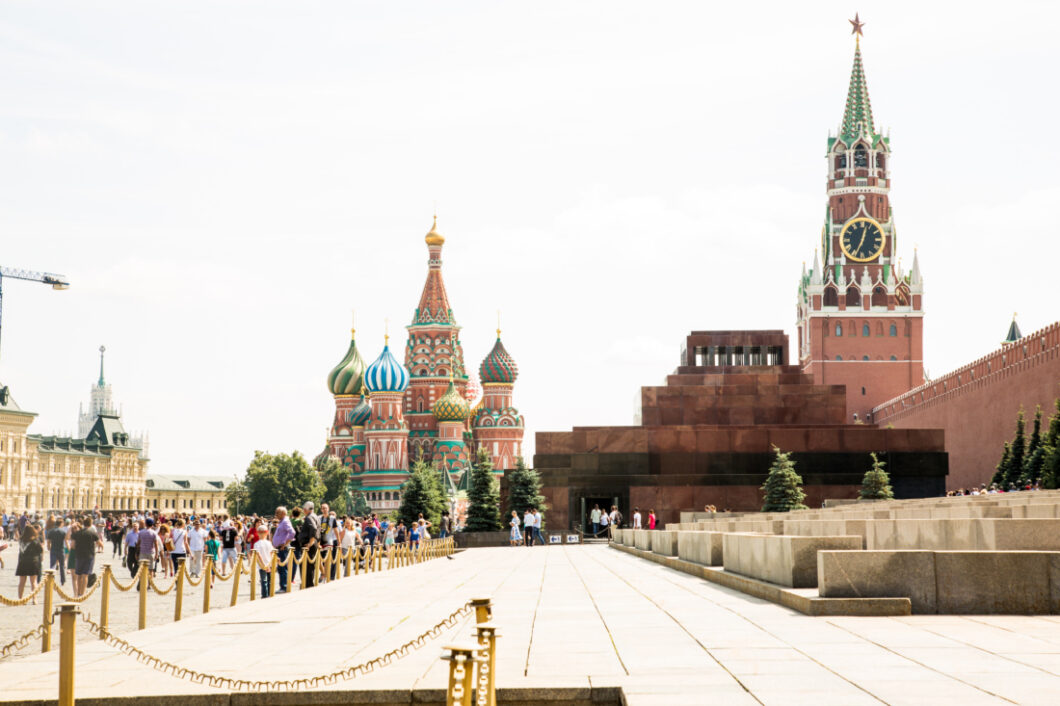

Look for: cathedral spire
[97,345,106,387]
[413,217,455,325]
[840,17,877,145]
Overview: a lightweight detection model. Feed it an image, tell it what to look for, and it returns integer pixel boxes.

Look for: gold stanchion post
[57,603,79,706]
[230,555,242,607]
[202,556,213,614]
[475,623,499,706]
[174,559,185,621]
[248,552,257,601]
[299,550,308,589]
[442,644,479,706]
[137,560,149,630]
[99,563,112,640]
[471,597,493,625]
[269,554,277,597]
[41,569,55,653]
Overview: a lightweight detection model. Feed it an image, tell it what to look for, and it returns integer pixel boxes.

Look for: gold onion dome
[327,331,367,395]
[432,379,469,422]
[424,215,445,246]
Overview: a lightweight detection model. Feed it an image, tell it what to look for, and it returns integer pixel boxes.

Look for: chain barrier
[0,579,46,606]
[76,599,473,692]
[0,621,49,660]
[52,577,102,603]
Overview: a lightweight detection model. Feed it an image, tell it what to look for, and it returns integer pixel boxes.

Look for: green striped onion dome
[345,393,372,427]
[433,380,470,422]
[479,336,518,384]
[327,334,367,396]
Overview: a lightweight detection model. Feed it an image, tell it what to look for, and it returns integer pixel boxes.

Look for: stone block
[723,533,860,588]
[677,531,724,566]
[979,519,1060,550]
[818,550,938,613]
[633,530,652,551]
[651,530,678,556]
[934,551,1057,614]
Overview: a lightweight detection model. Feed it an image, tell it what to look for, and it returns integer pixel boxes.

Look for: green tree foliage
[465,447,502,531]
[859,452,894,500]
[1039,399,1060,490]
[351,489,372,516]
[1021,405,1045,485]
[224,479,250,516]
[991,442,1011,487]
[398,450,446,527]
[236,450,324,516]
[318,457,350,515]
[1005,408,1027,488]
[761,446,808,512]
[506,457,546,518]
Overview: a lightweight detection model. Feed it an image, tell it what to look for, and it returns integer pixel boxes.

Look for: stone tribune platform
[1,545,1059,705]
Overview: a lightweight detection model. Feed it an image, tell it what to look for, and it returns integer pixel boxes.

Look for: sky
[1,1,1058,478]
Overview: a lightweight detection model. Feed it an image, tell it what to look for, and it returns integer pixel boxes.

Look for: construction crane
[0,266,70,364]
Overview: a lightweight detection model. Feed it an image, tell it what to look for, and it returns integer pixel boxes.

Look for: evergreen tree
[397,450,446,528]
[760,446,808,512]
[991,442,1011,487]
[465,447,502,531]
[1005,408,1027,488]
[1040,399,1060,490]
[859,452,894,500]
[351,489,372,517]
[506,457,546,518]
[1021,405,1044,485]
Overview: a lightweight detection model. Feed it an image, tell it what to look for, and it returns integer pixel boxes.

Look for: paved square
[1,545,1058,704]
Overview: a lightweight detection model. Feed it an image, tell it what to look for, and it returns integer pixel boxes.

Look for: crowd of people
[508,507,545,546]
[946,481,1047,497]
[0,504,453,602]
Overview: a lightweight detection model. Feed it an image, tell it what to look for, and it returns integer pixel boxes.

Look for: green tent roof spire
[839,39,877,145]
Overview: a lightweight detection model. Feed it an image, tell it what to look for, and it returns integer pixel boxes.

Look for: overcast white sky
[1,2,1057,478]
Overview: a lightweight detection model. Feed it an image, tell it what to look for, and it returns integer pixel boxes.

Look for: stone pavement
[1,544,1059,704]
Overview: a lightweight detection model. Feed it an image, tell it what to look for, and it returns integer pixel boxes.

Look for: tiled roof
[145,474,231,493]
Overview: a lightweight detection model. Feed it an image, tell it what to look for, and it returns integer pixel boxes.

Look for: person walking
[124,521,140,578]
[599,509,610,539]
[590,504,602,537]
[271,506,295,593]
[204,530,220,588]
[439,510,451,539]
[633,507,643,530]
[137,518,160,581]
[16,524,43,603]
[219,521,238,573]
[187,520,207,578]
[533,508,544,545]
[648,509,657,530]
[508,510,521,547]
[169,519,188,577]
[45,516,67,586]
[296,501,320,588]
[523,508,535,547]
[71,515,102,597]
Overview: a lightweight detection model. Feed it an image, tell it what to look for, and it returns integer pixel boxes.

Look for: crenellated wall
[873,320,1060,490]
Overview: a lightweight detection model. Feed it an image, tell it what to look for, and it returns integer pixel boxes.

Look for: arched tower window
[862,323,870,337]
[846,286,861,307]
[889,323,898,337]
[823,286,839,307]
[872,286,887,307]
[876,153,885,170]
[835,355,843,361]
[862,355,870,361]
[835,323,843,337]
[835,154,846,171]
[890,355,898,361]
[854,144,868,167]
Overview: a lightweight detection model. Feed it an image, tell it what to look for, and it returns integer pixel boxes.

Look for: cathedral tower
[797,21,924,422]
[472,330,524,471]
[325,324,366,462]
[362,338,411,511]
[404,217,469,462]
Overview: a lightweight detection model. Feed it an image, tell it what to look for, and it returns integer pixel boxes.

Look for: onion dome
[425,215,445,246]
[345,393,372,427]
[433,379,469,422]
[365,339,410,393]
[479,333,518,384]
[327,331,367,396]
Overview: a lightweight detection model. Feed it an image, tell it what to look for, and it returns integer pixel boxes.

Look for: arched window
[846,286,861,307]
[836,355,843,361]
[890,355,898,361]
[835,154,846,170]
[861,387,866,396]
[872,286,887,307]
[876,153,886,170]
[862,355,870,361]
[889,324,898,337]
[862,323,870,337]
[835,323,843,337]
[417,398,424,412]
[854,144,868,167]
[823,286,839,307]
[875,322,883,336]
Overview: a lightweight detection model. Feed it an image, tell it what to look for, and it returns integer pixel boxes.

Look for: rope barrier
[0,579,46,606]
[109,567,143,592]
[76,599,474,692]
[148,574,177,596]
[52,578,102,603]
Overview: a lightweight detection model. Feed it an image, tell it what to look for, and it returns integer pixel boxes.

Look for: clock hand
[856,229,867,253]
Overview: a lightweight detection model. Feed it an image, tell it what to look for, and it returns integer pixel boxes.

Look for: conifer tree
[991,442,1011,487]
[465,447,502,531]
[505,456,546,519]
[351,489,372,517]
[761,446,808,512]
[1005,408,1027,488]
[859,452,894,500]
[397,450,446,528]
[1022,405,1044,485]
[1037,397,1060,490]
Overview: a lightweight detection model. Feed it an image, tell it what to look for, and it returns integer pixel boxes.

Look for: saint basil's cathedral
[315,219,525,513]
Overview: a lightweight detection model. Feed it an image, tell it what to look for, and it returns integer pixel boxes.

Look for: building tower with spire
[797,18,924,422]
[360,336,411,511]
[324,323,367,461]
[404,217,470,463]
[77,345,149,459]
[473,328,523,471]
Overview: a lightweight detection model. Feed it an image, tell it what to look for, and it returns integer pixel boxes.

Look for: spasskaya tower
[797,15,925,422]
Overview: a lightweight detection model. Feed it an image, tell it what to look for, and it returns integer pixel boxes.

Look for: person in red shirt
[648,510,657,530]
[246,523,260,554]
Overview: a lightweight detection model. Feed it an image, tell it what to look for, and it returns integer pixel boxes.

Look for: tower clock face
[840,218,885,262]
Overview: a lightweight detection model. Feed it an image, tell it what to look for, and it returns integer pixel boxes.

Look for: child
[205,530,220,587]
[252,522,274,598]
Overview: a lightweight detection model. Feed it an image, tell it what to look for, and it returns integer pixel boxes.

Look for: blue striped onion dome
[344,393,372,427]
[365,342,410,393]
[433,380,469,422]
[479,335,518,384]
[327,334,366,395]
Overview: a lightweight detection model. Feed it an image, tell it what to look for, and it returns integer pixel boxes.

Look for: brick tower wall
[873,320,1060,490]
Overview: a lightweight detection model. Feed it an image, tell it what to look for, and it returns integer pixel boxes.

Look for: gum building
[533,330,947,529]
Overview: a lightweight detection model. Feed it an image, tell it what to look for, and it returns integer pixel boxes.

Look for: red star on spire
[849,13,865,37]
